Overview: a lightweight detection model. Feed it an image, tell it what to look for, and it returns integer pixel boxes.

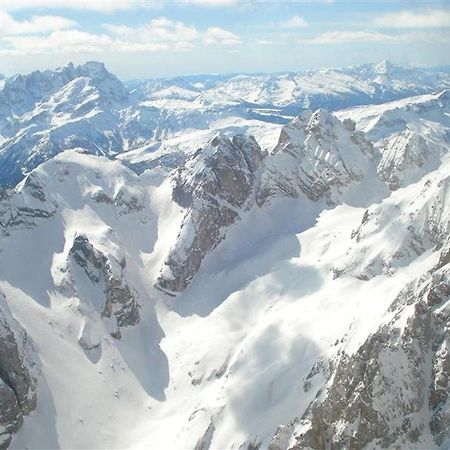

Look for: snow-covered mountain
[1,61,450,188]
[133,60,450,111]
[337,89,450,190]
[0,61,449,449]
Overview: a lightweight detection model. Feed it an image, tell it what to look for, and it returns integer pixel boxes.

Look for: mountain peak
[78,61,109,78]
[375,60,395,74]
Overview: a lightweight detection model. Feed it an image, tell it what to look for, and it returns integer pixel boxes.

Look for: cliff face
[0,292,38,450]
[68,234,140,339]
[292,243,450,450]
[156,134,265,293]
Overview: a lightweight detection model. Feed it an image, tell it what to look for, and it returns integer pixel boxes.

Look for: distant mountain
[132,60,450,111]
[1,61,450,187]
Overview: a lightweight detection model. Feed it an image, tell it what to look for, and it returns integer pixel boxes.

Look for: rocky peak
[374,60,396,75]
[156,112,379,293]
[257,109,375,205]
[0,61,128,118]
[172,133,264,209]
[75,61,129,104]
[378,130,435,190]
[0,173,55,236]
[156,133,265,293]
[334,161,450,280]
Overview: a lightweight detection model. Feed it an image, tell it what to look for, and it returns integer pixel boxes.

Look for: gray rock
[156,112,377,294]
[293,252,450,449]
[69,234,140,337]
[0,292,38,449]
[156,134,264,293]
[335,167,450,281]
[194,420,215,450]
[377,131,431,190]
[268,423,294,450]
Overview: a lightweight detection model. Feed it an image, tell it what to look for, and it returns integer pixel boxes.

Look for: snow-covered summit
[338,89,450,189]
[258,109,377,205]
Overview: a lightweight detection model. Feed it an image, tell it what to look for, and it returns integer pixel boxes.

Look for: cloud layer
[0,0,239,11]
[0,14,241,55]
[1,6,449,64]
[281,15,308,29]
[0,12,76,35]
[374,9,450,29]
[298,30,450,45]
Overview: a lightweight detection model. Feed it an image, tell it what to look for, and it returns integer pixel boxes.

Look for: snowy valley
[0,61,449,450]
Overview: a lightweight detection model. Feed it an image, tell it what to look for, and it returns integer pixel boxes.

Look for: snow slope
[3,153,446,448]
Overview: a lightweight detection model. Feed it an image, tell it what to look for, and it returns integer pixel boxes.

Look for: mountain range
[0,61,449,450]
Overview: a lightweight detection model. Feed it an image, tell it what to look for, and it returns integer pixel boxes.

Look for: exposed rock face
[156,112,379,293]
[268,423,295,450]
[257,110,374,206]
[69,234,140,338]
[0,380,23,449]
[0,292,38,449]
[156,134,265,293]
[293,249,450,450]
[0,62,133,187]
[0,173,56,237]
[194,420,215,450]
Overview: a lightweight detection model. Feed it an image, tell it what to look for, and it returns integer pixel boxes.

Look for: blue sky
[1,0,450,79]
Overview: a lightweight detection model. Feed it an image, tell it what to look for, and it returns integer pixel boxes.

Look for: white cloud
[298,30,450,45]
[0,0,239,11]
[204,27,241,45]
[374,9,450,29]
[1,30,111,55]
[257,39,274,45]
[0,17,241,55]
[0,0,165,12]
[0,12,76,35]
[281,15,308,29]
[105,18,200,44]
[299,31,397,45]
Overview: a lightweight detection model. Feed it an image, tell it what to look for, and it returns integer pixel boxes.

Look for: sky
[0,0,450,79]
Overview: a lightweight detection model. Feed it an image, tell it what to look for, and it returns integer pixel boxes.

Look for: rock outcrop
[338,89,450,191]
[156,134,265,293]
[0,173,56,237]
[68,234,140,338]
[293,246,450,449]
[0,292,38,449]
[378,130,434,190]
